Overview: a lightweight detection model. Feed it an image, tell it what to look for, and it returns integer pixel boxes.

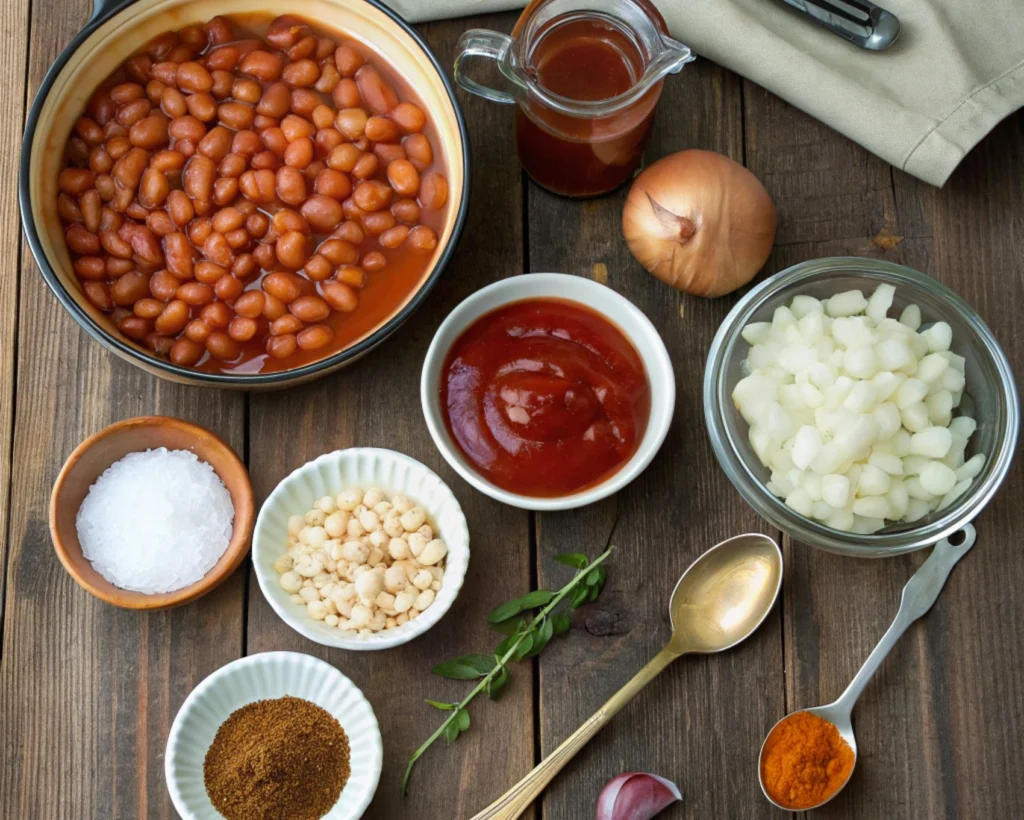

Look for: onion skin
[622,150,777,298]
[595,772,681,820]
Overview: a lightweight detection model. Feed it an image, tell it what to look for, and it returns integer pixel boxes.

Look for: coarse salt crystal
[76,448,234,594]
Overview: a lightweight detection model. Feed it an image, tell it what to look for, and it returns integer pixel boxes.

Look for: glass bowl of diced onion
[704,257,1019,557]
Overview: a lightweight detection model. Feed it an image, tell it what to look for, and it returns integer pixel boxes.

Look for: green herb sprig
[402,546,614,795]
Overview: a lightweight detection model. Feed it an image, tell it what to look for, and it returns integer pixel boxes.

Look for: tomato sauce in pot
[440,298,651,497]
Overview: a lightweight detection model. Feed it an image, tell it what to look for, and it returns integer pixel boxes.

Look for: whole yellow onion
[621,150,777,297]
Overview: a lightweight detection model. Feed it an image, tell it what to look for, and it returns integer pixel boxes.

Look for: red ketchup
[441,299,650,497]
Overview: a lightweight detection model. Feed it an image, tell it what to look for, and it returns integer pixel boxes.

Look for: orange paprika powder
[760,711,855,809]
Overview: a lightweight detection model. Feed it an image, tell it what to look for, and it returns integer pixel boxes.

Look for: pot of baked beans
[20,0,469,387]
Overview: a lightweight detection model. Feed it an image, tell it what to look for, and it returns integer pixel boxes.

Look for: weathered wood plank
[525,61,784,820]
[244,13,536,820]
[0,1,246,817]
[0,0,31,654]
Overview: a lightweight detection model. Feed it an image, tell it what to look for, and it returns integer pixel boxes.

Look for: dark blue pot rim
[19,0,471,387]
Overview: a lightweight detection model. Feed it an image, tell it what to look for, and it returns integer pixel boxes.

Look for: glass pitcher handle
[454,29,518,105]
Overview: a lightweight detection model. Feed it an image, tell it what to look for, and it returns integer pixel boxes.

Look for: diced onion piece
[900,402,930,433]
[826,290,868,318]
[790,294,823,318]
[821,474,850,508]
[852,496,889,519]
[858,464,891,496]
[866,283,895,326]
[741,322,772,345]
[956,453,986,481]
[899,303,922,330]
[910,427,953,458]
[938,479,972,510]
[922,321,953,353]
[916,353,949,384]
[785,488,814,516]
[869,452,903,475]
[919,462,957,496]
[894,378,928,409]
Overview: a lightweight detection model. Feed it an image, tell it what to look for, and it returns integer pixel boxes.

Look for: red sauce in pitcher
[440,298,650,497]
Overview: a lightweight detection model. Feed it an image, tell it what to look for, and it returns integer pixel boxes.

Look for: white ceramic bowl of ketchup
[420,273,675,511]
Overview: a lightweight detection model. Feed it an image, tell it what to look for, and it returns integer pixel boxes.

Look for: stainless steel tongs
[779,0,901,50]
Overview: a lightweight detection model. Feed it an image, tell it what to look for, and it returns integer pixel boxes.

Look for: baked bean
[353,180,392,212]
[215,274,245,302]
[287,35,317,61]
[373,142,405,165]
[195,261,227,284]
[133,297,164,319]
[234,290,265,318]
[297,324,333,350]
[361,251,386,273]
[335,108,367,140]
[280,114,315,142]
[166,190,194,226]
[276,231,310,269]
[379,224,409,249]
[163,231,194,278]
[169,115,206,142]
[206,331,240,360]
[288,89,317,117]
[149,149,184,174]
[312,168,351,201]
[111,270,151,305]
[284,136,314,169]
[316,238,357,266]
[245,212,270,238]
[202,302,233,329]
[224,228,249,250]
[267,15,309,48]
[123,223,163,265]
[256,83,291,120]
[124,202,152,222]
[260,128,287,157]
[75,116,104,145]
[107,255,134,276]
[146,79,168,103]
[365,116,399,142]
[241,50,284,83]
[270,314,304,335]
[119,315,152,341]
[332,78,361,109]
[282,58,319,88]
[146,332,174,355]
[100,229,133,258]
[289,294,330,322]
[276,166,306,205]
[266,333,297,359]
[362,211,395,236]
[110,184,135,213]
[161,87,188,118]
[232,78,261,104]
[253,114,279,131]
[184,154,216,201]
[387,159,419,197]
[83,281,113,311]
[227,316,258,342]
[232,129,262,155]
[211,207,242,234]
[336,264,366,288]
[403,133,433,171]
[262,292,287,320]
[186,92,218,121]
[113,147,149,190]
[263,271,304,303]
[304,254,332,281]
[198,125,232,161]
[418,172,448,210]
[272,209,310,235]
[146,210,176,236]
[211,70,234,99]
[152,298,189,334]
[300,195,343,232]
[205,45,239,71]
[334,44,364,77]
[342,197,366,222]
[59,168,95,196]
[391,198,420,224]
[74,256,107,280]
[218,153,247,178]
[233,253,258,280]
[170,337,204,366]
[253,242,278,270]
[321,280,358,312]
[218,101,255,129]
[110,83,145,107]
[88,89,117,125]
[315,64,340,94]
[129,114,169,149]
[251,150,281,171]
[105,136,131,160]
[138,167,170,208]
[167,45,197,63]
[58,192,84,222]
[408,225,438,252]
[185,318,212,343]
[66,223,101,255]
[390,101,426,133]
[95,175,116,201]
[151,61,178,85]
[333,220,364,245]
[304,159,327,183]
[117,98,153,128]
[236,198,257,215]
[327,143,361,172]
[177,281,214,305]
[202,232,232,267]
[79,190,102,232]
[188,217,213,245]
[351,152,378,180]
[67,137,90,165]
[177,61,214,92]
[179,24,207,47]
[205,15,234,45]
[315,128,343,157]
[355,65,398,115]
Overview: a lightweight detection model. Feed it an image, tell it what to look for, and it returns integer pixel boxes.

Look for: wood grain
[525,61,784,820]
[244,14,537,820]
[0,0,30,653]
[0,1,245,817]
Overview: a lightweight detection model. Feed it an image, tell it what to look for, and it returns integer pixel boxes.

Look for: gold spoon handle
[469,646,680,820]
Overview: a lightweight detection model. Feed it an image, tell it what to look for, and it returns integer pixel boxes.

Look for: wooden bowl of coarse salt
[50,416,254,610]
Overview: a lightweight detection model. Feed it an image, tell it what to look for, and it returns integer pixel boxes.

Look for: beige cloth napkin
[385,0,1024,186]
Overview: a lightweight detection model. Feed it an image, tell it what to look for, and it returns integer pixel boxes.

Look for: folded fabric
[383,0,1024,186]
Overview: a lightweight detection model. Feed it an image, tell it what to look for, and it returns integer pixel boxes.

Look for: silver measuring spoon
[780,0,901,50]
[759,524,976,810]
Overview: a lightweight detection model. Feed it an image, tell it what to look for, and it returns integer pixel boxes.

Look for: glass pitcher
[454,0,694,197]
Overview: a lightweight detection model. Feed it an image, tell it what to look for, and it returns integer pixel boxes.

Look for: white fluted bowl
[165,651,382,820]
[253,448,470,649]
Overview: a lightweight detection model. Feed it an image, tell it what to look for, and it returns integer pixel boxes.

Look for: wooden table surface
[2,2,1023,818]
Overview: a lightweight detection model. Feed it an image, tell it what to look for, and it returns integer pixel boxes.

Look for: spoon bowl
[668,533,783,654]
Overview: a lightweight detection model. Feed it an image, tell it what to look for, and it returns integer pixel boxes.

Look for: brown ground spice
[204,695,351,820]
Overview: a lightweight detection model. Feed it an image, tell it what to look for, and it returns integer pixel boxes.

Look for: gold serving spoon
[470,533,783,820]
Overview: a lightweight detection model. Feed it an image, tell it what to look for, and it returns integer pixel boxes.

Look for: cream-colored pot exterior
[25,0,467,389]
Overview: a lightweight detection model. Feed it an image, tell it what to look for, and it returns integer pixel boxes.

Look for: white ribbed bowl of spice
[253,447,470,650]
[165,651,382,820]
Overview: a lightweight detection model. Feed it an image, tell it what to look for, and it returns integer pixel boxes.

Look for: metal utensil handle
[454,29,518,105]
[780,0,897,47]
[835,524,977,712]
[469,647,679,820]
